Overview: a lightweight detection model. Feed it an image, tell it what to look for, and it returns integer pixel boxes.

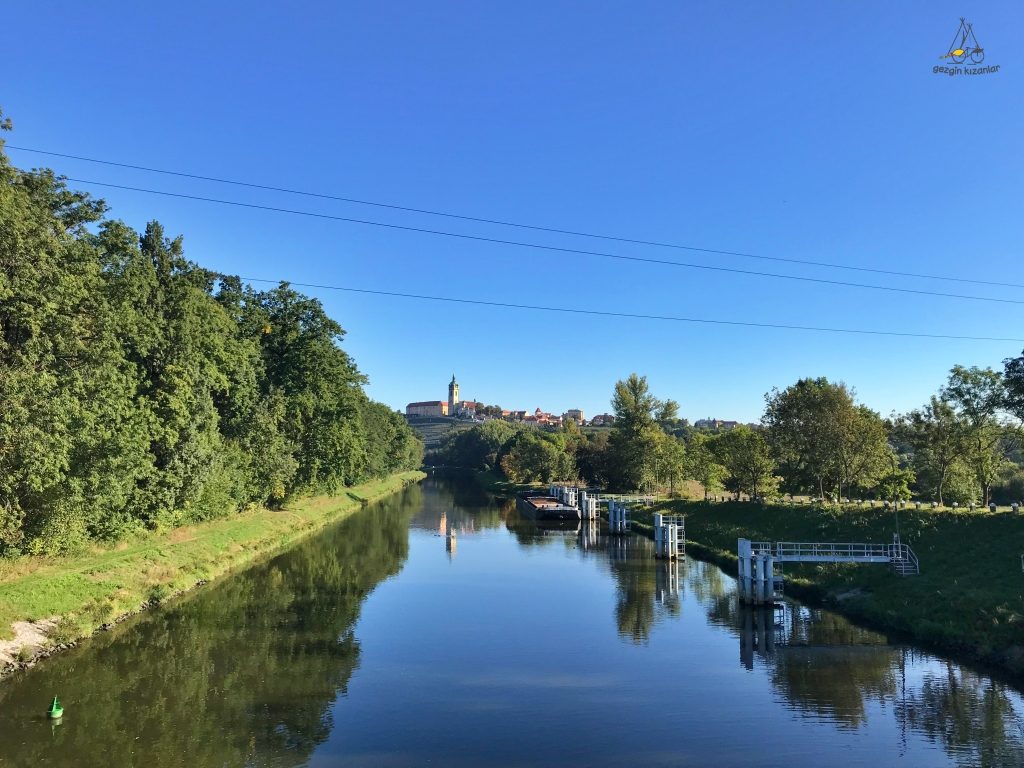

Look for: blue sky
[5,2,1022,422]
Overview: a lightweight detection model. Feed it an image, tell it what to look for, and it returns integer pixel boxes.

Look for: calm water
[1,477,1023,767]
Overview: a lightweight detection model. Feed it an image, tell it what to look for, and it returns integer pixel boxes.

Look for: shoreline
[0,471,425,679]
[619,498,1024,684]
[450,468,1024,683]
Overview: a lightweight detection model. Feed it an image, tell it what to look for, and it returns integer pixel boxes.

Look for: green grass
[0,471,425,652]
[629,499,1024,677]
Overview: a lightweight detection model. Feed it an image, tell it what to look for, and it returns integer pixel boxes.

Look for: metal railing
[773,542,891,561]
[889,543,920,575]
[596,493,658,505]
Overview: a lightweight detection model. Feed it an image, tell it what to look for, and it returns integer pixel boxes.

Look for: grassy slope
[629,499,1024,676]
[405,416,476,449]
[0,471,425,650]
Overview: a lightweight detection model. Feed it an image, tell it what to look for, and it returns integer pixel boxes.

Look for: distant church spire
[448,374,460,413]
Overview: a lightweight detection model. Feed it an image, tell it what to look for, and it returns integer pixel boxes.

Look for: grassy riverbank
[628,499,1024,677]
[0,471,425,671]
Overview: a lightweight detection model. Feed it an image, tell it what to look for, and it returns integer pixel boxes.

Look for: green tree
[714,426,777,500]
[685,433,726,500]
[438,420,518,470]
[896,396,967,505]
[650,434,686,495]
[942,366,1017,505]
[608,374,677,491]
[498,431,573,483]
[764,378,890,500]
[0,114,422,554]
[575,430,612,487]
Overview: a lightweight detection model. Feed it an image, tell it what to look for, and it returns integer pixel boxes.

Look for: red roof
[407,401,446,407]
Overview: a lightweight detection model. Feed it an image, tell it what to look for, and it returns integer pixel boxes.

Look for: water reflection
[2,478,1023,768]
[408,480,508,536]
[0,489,416,767]
[896,664,1024,767]
[685,559,1024,762]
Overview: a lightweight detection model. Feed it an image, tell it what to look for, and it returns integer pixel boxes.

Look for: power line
[237,277,1024,342]
[7,143,1020,291]
[57,176,1024,307]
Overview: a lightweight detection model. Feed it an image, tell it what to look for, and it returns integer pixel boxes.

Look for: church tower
[448,374,460,415]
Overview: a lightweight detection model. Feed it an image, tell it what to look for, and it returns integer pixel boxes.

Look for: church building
[406,374,475,418]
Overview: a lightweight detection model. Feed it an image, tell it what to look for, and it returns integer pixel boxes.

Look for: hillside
[405,416,477,450]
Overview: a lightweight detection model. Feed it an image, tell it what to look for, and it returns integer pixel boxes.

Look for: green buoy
[47,697,63,719]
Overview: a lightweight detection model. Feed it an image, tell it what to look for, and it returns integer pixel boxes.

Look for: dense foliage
[434,361,1024,505]
[0,118,421,554]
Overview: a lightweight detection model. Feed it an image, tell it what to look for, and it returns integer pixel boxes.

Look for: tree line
[0,113,422,555]
[435,363,1024,507]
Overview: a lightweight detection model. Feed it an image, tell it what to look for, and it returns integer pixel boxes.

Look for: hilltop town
[404,376,758,433]
[405,374,612,427]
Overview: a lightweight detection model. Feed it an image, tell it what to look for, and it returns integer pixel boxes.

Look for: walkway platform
[738,537,920,605]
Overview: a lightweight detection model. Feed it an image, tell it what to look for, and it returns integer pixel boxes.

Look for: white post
[738,539,751,603]
[654,513,664,557]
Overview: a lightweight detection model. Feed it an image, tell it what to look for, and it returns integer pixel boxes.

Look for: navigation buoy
[47,697,63,719]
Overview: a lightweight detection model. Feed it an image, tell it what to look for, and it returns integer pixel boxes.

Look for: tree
[498,431,573,483]
[685,433,726,500]
[896,396,967,505]
[764,378,890,500]
[649,434,686,496]
[575,430,612,487]
[1002,350,1024,420]
[876,450,915,502]
[0,115,423,554]
[942,366,1017,505]
[438,420,518,470]
[608,374,679,491]
[832,406,892,500]
[714,426,777,500]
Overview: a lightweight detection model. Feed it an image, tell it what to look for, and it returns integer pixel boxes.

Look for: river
[1,477,1022,767]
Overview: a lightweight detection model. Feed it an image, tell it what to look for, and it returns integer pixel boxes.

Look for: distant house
[590,413,616,427]
[563,408,585,425]
[406,401,449,418]
[453,400,479,418]
[694,418,740,431]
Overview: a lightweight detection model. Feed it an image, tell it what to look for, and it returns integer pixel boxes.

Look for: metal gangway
[739,537,919,604]
[597,493,658,506]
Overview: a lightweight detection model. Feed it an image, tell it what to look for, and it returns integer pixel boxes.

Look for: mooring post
[738,539,751,603]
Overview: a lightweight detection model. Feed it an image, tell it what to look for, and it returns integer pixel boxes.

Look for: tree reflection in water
[896,663,1024,767]
[604,535,684,644]
[0,492,415,768]
[411,477,510,536]
[695,562,1024,762]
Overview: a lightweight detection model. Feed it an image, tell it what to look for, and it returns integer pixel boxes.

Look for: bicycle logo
[940,17,984,64]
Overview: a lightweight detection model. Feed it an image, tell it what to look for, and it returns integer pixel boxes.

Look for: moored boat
[516,493,581,521]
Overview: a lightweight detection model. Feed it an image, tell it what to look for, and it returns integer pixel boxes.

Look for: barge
[516,493,581,521]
